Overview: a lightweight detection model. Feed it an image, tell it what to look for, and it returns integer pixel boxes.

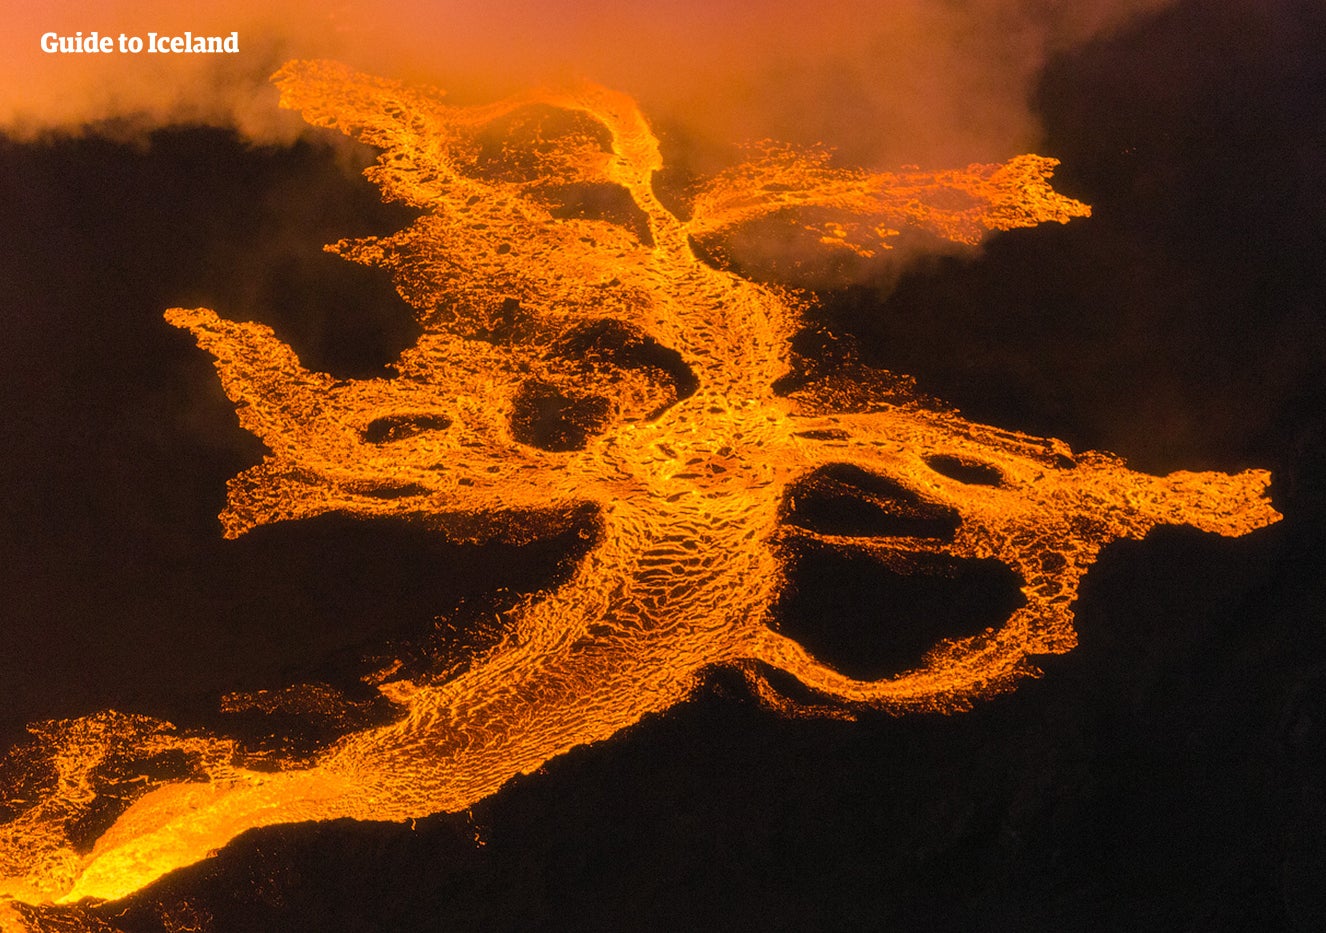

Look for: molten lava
[0,60,1280,914]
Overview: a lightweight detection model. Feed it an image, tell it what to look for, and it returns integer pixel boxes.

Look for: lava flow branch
[0,60,1279,912]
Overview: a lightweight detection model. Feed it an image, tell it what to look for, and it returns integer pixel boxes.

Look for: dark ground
[2,0,1324,929]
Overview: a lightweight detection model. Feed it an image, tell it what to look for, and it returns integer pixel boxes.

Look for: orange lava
[0,61,1279,912]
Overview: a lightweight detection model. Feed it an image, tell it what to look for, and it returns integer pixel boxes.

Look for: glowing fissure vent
[0,60,1279,910]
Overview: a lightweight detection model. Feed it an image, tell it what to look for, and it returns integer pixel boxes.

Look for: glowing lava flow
[0,60,1279,912]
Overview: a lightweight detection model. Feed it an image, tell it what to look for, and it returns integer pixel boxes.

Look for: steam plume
[4,0,1173,166]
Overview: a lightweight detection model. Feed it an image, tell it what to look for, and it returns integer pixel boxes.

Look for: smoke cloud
[5,0,1173,166]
